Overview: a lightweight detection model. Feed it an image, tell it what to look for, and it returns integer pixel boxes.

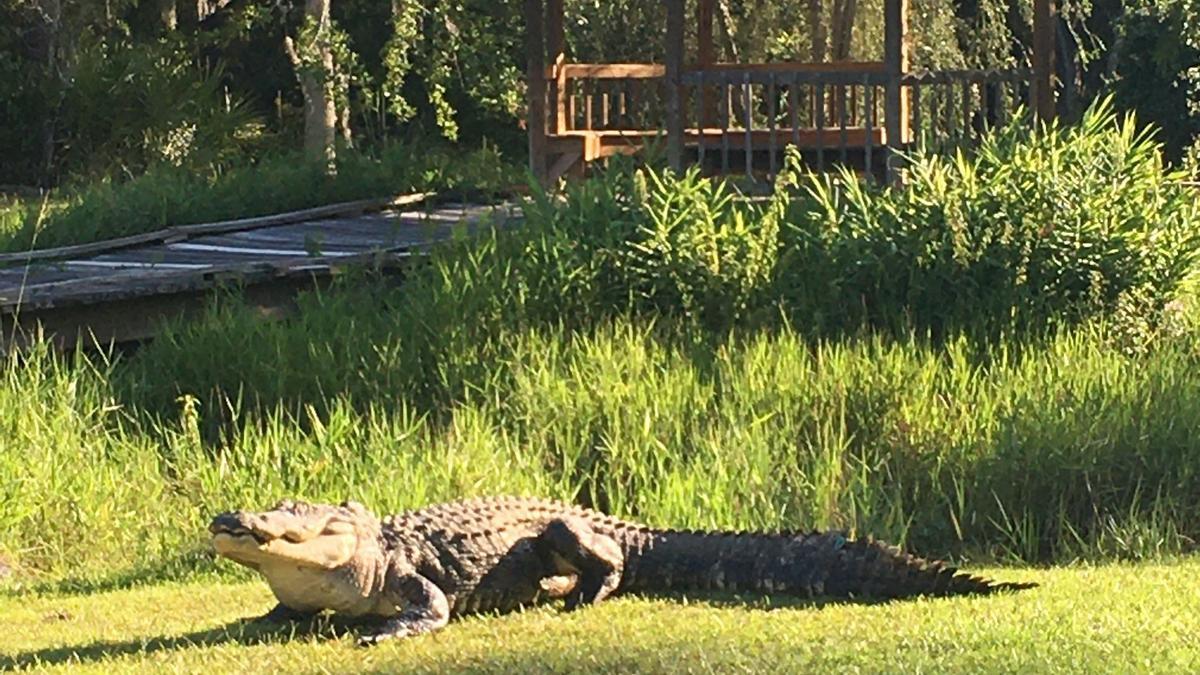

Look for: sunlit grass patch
[2,561,1198,673]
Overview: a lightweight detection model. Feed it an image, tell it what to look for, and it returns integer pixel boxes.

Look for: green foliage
[9,306,1200,583]
[25,107,1184,583]
[622,169,783,327]
[293,14,361,115]
[784,100,1200,335]
[59,39,269,179]
[515,100,1200,337]
[2,82,1199,596]
[1110,0,1200,163]
[373,0,525,142]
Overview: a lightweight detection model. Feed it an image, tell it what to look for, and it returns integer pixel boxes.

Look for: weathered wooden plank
[684,70,887,87]
[92,249,321,267]
[199,233,394,251]
[0,268,90,288]
[167,242,362,257]
[3,272,405,351]
[0,193,433,267]
[0,201,515,313]
[64,259,212,270]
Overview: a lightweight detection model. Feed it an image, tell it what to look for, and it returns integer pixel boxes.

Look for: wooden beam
[551,64,666,80]
[700,61,886,74]
[525,0,547,184]
[883,0,909,185]
[698,0,715,127]
[1031,0,1056,122]
[665,0,685,171]
[551,62,886,82]
[546,0,566,134]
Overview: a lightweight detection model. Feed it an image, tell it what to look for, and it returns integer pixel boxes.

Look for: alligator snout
[209,512,276,543]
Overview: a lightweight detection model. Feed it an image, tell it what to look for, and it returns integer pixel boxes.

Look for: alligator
[209,496,1035,645]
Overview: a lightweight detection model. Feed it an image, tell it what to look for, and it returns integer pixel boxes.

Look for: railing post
[697,0,715,128]
[525,0,547,184]
[546,0,566,134]
[883,0,909,185]
[1031,0,1056,123]
[665,0,685,172]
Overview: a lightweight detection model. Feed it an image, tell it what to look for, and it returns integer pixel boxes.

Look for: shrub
[782,100,1200,337]
[517,100,1200,338]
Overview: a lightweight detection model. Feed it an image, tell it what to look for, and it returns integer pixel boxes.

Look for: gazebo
[524,0,1057,185]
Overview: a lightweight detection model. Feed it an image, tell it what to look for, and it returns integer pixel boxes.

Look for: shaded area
[0,592,867,670]
[0,616,356,670]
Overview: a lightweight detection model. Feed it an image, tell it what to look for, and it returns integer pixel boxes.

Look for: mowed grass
[2,561,1198,673]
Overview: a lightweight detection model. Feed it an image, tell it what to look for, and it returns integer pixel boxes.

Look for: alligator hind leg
[535,518,624,611]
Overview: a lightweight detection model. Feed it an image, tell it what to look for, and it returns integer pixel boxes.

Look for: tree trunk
[830,0,857,60]
[716,0,739,61]
[285,0,337,174]
[159,0,177,31]
[36,0,62,185]
[807,0,825,62]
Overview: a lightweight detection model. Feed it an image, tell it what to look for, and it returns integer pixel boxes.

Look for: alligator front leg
[358,572,450,646]
[535,518,625,611]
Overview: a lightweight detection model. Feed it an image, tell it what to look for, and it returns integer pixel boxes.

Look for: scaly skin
[209,496,1035,645]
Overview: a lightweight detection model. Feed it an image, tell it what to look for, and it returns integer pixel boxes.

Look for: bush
[781,100,1200,336]
[515,100,1200,338]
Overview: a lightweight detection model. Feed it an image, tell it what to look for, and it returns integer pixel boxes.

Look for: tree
[285,0,337,173]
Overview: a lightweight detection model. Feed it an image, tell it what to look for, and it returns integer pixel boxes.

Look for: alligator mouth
[209,514,270,545]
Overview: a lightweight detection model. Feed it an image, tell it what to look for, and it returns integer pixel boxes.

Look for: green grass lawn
[3,561,1199,673]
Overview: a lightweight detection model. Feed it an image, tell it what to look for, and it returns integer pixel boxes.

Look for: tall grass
[3,100,1199,586]
[6,314,1200,585]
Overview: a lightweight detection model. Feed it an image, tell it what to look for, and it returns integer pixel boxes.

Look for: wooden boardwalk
[0,196,517,348]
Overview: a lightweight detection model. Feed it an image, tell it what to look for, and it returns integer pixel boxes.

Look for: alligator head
[209,499,379,572]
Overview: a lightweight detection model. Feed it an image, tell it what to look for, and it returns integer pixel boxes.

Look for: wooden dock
[0,196,518,349]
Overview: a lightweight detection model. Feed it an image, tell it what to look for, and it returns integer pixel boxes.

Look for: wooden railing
[541,60,1030,181]
[904,68,1029,153]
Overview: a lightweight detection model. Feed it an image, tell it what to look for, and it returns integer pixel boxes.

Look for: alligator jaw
[209,513,269,544]
[208,504,363,571]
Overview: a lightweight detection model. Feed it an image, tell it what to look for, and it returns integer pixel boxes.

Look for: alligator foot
[535,517,624,611]
[249,603,318,624]
[358,571,451,646]
[357,614,446,646]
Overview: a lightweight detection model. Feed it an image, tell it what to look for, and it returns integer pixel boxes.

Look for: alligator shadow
[0,593,891,670]
[630,590,889,612]
[0,614,363,671]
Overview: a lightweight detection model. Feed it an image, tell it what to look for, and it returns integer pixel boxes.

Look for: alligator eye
[275,499,294,510]
[324,520,355,535]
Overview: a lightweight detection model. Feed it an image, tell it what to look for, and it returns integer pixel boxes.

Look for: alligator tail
[620,529,1037,599]
[798,532,1038,599]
